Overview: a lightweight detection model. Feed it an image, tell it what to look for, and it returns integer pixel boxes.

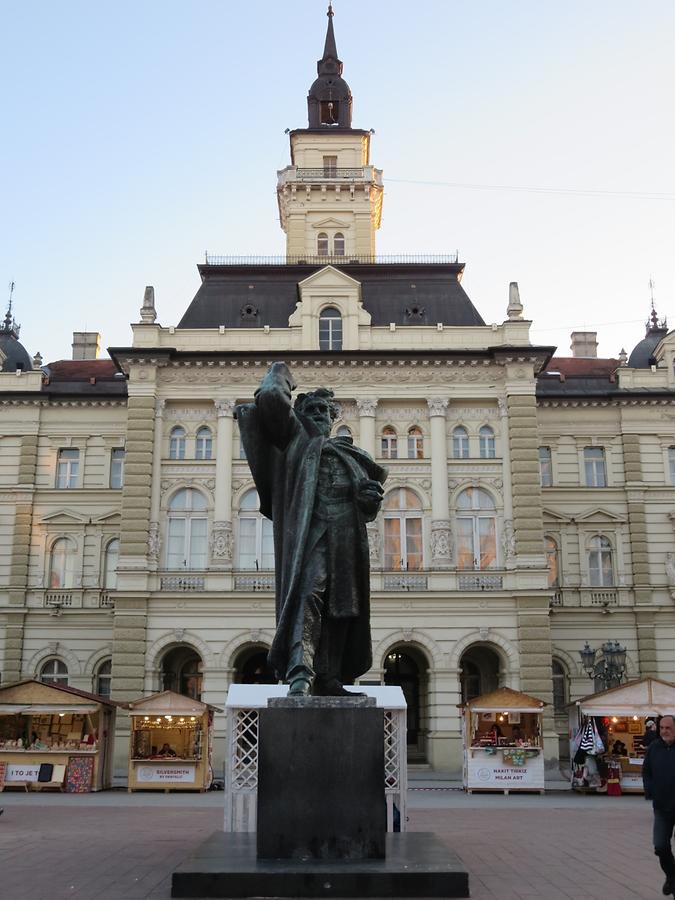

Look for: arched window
[238,489,274,570]
[383,488,423,571]
[545,536,559,588]
[317,232,329,256]
[49,538,76,589]
[335,425,352,439]
[195,426,213,460]
[333,232,345,256]
[479,425,495,459]
[169,426,186,460]
[453,426,469,459]
[456,487,497,570]
[551,658,568,713]
[95,659,112,698]
[589,535,613,586]
[319,307,342,351]
[166,488,208,569]
[40,658,68,686]
[407,426,423,459]
[103,538,119,589]
[381,426,398,460]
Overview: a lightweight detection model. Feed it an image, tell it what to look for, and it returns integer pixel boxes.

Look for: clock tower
[276,4,383,261]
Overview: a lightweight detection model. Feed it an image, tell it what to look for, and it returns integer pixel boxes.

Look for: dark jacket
[643,739,675,809]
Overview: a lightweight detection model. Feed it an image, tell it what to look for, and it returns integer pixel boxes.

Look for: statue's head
[294,388,338,437]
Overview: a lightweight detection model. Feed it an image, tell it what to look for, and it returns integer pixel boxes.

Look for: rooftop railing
[203,252,459,266]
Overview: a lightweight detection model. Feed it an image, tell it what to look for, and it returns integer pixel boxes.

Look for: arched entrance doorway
[161,645,203,700]
[233,645,277,685]
[459,644,501,702]
[383,645,428,763]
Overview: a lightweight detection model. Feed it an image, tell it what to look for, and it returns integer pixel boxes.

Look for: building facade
[2,9,675,781]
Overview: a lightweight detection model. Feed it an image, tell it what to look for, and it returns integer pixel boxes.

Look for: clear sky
[2,0,674,363]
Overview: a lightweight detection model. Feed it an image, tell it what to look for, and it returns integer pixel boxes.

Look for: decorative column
[357,399,380,566]
[427,398,452,569]
[147,399,165,569]
[211,399,236,568]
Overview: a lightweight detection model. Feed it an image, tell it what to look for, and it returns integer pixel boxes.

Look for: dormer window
[319,307,342,351]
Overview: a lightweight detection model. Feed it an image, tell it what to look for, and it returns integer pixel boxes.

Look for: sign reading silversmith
[236,362,388,697]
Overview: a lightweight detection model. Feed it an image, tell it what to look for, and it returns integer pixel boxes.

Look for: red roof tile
[544,356,619,379]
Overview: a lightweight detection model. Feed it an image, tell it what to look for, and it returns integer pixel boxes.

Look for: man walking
[643,715,675,895]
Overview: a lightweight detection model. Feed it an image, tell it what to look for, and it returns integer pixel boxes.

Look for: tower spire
[307,4,352,127]
[320,4,339,73]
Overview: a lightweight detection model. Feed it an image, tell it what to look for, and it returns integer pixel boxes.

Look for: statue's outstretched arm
[254,361,298,449]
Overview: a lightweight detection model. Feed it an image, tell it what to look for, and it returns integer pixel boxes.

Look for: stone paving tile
[0,796,668,899]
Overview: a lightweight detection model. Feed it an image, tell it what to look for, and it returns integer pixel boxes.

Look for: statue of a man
[236,362,387,697]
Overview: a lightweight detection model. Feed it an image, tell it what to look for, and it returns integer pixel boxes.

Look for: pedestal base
[171,831,469,898]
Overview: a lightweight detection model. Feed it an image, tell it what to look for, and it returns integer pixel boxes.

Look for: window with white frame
[110,448,125,489]
[323,155,338,177]
[383,488,423,571]
[103,538,119,589]
[195,426,213,460]
[49,537,76,588]
[479,425,495,459]
[381,426,398,460]
[452,426,469,459]
[238,489,274,570]
[545,536,560,588]
[319,307,343,351]
[317,232,329,256]
[169,426,186,460]
[584,446,607,487]
[669,447,675,484]
[407,426,423,459]
[56,448,80,488]
[588,535,614,586]
[456,487,497,570]
[166,488,208,569]
[333,232,345,256]
[539,446,553,487]
[40,658,68,686]
[95,659,112,698]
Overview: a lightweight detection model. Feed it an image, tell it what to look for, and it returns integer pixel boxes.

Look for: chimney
[72,332,101,360]
[570,331,598,358]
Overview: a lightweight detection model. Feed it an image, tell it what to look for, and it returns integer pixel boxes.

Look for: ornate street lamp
[579,640,627,691]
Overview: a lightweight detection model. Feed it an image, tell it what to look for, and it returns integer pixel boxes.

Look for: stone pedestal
[257,696,385,860]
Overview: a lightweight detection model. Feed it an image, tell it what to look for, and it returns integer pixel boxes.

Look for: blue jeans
[653,809,675,878]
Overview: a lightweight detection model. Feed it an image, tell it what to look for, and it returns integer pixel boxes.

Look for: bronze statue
[236,362,387,696]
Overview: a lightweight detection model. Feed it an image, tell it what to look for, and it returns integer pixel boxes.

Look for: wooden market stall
[569,677,675,794]
[0,679,116,792]
[127,691,221,792]
[461,687,546,794]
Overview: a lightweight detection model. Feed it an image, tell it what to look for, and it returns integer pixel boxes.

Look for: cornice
[539,397,675,408]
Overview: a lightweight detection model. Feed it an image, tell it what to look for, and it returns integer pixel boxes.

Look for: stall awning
[460,686,547,713]
[128,690,223,717]
[0,679,116,711]
[0,704,99,715]
[573,677,675,717]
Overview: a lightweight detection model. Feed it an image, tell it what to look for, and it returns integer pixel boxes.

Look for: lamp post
[579,640,627,691]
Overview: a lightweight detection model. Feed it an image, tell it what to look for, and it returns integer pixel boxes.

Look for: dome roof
[627,326,669,368]
[0,308,33,372]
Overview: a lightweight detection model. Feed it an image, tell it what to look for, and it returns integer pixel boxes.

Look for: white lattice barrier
[224,685,407,833]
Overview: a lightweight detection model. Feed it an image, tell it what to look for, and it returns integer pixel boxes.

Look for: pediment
[542,508,572,524]
[92,511,121,524]
[310,217,350,230]
[574,506,626,524]
[298,265,362,291]
[40,509,88,525]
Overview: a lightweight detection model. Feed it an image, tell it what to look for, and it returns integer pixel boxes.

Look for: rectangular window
[456,518,474,570]
[323,155,338,177]
[110,448,125,489]
[539,447,552,487]
[238,518,257,569]
[669,448,675,485]
[384,518,402,570]
[478,518,497,569]
[584,447,607,487]
[56,449,80,489]
[188,518,207,569]
[167,519,186,569]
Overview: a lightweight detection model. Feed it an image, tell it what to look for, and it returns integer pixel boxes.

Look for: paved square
[0,790,666,899]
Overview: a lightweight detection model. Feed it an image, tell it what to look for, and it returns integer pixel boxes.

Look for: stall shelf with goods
[569,677,675,795]
[0,680,116,792]
[461,687,546,794]
[127,690,221,792]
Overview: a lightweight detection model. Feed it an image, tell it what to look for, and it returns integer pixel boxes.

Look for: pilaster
[356,398,377,457]
[427,398,452,569]
[507,394,544,559]
[212,399,236,569]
